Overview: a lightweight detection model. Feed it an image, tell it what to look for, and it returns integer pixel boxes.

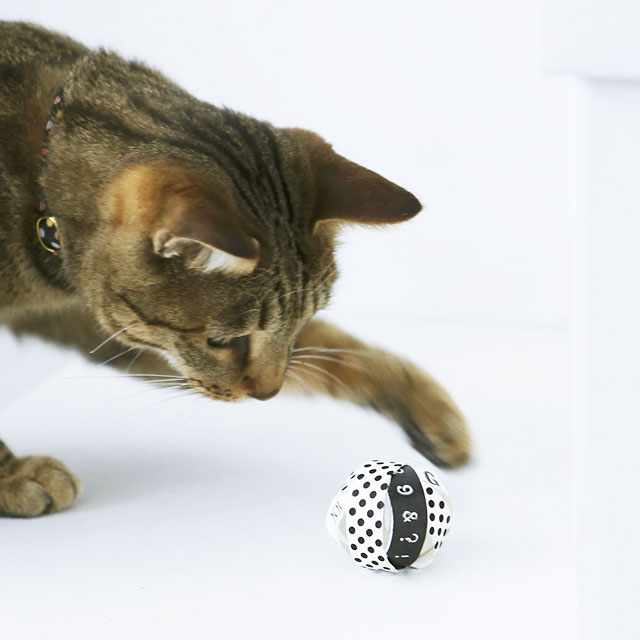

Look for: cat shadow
[71,448,235,514]
[70,446,325,517]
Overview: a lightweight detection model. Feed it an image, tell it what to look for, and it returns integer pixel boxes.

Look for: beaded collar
[36,90,64,254]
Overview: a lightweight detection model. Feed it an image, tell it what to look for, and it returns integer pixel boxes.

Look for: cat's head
[77,126,421,401]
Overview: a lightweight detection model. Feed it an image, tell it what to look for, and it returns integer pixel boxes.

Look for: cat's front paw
[398,396,471,469]
[383,364,472,469]
[0,452,81,517]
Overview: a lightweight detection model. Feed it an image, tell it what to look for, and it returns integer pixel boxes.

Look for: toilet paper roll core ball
[326,460,453,572]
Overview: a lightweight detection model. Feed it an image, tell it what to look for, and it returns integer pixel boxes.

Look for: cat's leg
[1,310,86,517]
[1,307,172,518]
[287,319,471,468]
[0,439,80,517]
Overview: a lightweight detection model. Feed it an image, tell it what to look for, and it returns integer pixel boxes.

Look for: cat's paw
[0,455,81,517]
[384,365,472,469]
[398,397,471,469]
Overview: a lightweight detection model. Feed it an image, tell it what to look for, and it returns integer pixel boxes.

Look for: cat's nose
[249,388,280,401]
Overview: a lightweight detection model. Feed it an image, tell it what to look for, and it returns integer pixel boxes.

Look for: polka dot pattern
[338,460,400,572]
[419,468,452,559]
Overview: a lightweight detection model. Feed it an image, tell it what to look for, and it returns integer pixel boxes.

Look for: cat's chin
[186,380,248,403]
[211,393,245,403]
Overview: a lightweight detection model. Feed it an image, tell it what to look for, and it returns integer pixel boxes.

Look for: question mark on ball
[399,533,420,543]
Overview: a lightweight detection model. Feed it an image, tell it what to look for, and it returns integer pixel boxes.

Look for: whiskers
[89,322,138,354]
[284,344,375,396]
[97,346,137,367]
[288,359,351,395]
[52,373,189,382]
[46,372,199,414]
[290,351,370,375]
[292,346,381,361]
[141,385,202,410]
[125,348,143,373]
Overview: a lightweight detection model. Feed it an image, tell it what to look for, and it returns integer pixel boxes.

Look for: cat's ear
[289,129,422,229]
[152,188,259,276]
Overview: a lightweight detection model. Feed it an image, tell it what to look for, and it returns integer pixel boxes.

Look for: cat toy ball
[326,460,452,572]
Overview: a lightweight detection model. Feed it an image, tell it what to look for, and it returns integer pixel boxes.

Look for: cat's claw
[398,403,471,469]
[382,364,472,469]
[0,454,81,517]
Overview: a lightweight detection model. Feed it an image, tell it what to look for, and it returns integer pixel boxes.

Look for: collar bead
[37,89,64,255]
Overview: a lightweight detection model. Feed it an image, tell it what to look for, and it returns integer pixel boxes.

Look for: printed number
[402,510,418,523]
[424,471,440,487]
[397,484,414,496]
[399,533,420,544]
[394,555,411,559]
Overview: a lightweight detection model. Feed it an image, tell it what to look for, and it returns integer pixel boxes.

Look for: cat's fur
[0,22,470,517]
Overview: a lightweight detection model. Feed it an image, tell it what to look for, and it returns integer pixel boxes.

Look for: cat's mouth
[187,378,241,402]
[184,374,282,402]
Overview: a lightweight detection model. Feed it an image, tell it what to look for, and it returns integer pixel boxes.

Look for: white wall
[4,0,573,329]
[542,0,640,77]
[543,2,640,637]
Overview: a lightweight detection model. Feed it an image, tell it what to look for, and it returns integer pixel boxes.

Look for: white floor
[0,318,573,639]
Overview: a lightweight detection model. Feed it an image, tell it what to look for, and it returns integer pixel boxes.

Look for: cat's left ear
[102,165,259,275]
[152,192,260,276]
[288,129,422,230]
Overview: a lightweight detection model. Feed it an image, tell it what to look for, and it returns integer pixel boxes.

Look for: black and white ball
[326,460,452,572]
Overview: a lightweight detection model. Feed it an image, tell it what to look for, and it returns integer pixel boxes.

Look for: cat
[0,22,470,518]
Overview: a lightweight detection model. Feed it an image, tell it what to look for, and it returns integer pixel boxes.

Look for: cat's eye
[207,337,230,349]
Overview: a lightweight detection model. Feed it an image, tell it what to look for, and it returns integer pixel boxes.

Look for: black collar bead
[36,216,62,253]
[36,90,64,255]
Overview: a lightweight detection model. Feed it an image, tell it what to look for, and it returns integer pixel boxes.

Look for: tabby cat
[0,22,470,517]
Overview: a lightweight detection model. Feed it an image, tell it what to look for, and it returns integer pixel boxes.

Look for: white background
[1,2,573,639]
